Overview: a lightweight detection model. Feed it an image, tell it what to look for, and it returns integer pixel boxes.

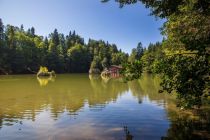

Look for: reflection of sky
[0,91,170,140]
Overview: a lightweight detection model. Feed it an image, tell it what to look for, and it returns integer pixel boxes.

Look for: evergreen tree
[136,42,144,59]
[6,25,15,49]
[31,27,35,37]
[20,24,24,32]
[0,18,4,43]
[52,29,59,46]
[129,48,137,62]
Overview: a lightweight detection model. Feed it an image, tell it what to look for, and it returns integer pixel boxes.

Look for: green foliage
[129,48,137,62]
[155,54,209,108]
[90,56,101,74]
[121,60,143,81]
[111,52,128,65]
[88,39,128,73]
[104,0,209,18]
[0,19,4,47]
[0,19,127,74]
[103,0,210,108]
[102,57,109,69]
[155,0,210,108]
[141,42,163,73]
[38,66,49,73]
[67,44,90,72]
[129,42,144,62]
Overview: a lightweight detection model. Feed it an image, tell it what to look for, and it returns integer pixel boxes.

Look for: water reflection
[124,126,133,140]
[0,74,209,140]
[162,117,210,140]
[0,74,129,127]
[37,76,55,86]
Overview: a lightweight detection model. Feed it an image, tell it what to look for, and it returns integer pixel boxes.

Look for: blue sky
[0,0,164,53]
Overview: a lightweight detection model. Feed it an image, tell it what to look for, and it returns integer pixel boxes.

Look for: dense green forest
[0,19,129,74]
[109,0,210,108]
[0,18,158,76]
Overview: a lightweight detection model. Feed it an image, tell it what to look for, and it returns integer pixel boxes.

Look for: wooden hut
[109,65,122,77]
[101,65,122,78]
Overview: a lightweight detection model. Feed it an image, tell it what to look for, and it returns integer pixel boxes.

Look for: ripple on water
[0,74,208,140]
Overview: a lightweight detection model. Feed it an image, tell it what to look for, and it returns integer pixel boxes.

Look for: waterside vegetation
[105,0,210,108]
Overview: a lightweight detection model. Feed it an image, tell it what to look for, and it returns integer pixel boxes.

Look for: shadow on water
[124,126,133,140]
[162,108,210,140]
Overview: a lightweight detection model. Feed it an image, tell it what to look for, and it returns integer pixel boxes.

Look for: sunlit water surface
[0,74,209,140]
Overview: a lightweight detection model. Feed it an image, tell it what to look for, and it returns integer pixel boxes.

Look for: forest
[0,18,159,75]
[0,19,129,74]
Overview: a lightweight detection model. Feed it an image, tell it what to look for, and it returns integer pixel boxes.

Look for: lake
[0,74,209,140]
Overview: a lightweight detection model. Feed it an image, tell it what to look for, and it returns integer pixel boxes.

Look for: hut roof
[110,65,122,69]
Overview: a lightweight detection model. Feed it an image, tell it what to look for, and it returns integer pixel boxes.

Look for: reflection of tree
[37,76,55,86]
[128,75,210,140]
[128,80,144,104]
[128,73,175,106]
[89,74,128,107]
[0,116,2,129]
[161,115,210,140]
[1,74,209,140]
[124,126,133,140]
[0,74,129,128]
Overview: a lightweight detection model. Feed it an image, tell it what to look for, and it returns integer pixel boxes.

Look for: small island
[37,66,56,77]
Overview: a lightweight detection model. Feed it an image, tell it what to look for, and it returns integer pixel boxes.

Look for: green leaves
[121,60,143,81]
[163,12,210,54]
[155,54,209,108]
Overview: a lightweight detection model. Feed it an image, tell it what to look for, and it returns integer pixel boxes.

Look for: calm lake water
[0,74,209,140]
